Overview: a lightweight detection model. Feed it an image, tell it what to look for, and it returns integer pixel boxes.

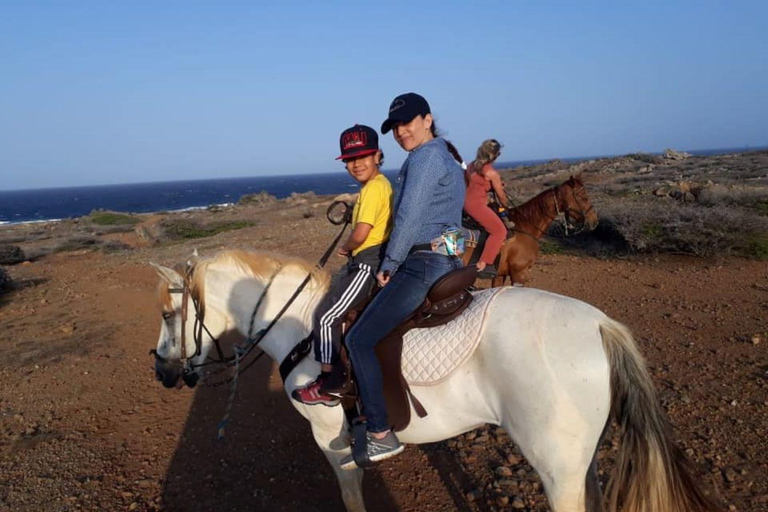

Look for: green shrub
[89,211,141,225]
[539,239,564,255]
[641,223,663,239]
[742,233,768,260]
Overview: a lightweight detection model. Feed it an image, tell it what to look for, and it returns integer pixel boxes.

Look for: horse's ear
[150,262,184,288]
[568,175,576,185]
[187,248,200,269]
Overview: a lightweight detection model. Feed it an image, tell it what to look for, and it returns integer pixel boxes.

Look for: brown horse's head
[556,174,599,231]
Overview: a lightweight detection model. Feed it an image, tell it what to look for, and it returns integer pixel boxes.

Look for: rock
[507,453,522,465]
[60,324,77,336]
[511,497,526,509]
[723,467,738,483]
[495,466,513,477]
[664,148,692,160]
[751,335,761,345]
[495,495,509,506]
[0,245,25,265]
[465,489,481,502]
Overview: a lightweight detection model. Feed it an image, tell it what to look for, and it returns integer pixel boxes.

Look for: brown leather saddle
[341,265,478,431]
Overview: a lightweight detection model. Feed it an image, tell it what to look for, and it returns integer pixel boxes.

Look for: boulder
[664,148,692,161]
[0,244,25,265]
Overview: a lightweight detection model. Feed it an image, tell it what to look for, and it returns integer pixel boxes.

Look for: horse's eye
[162,311,174,321]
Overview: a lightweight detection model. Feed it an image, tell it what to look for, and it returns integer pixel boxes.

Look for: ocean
[0,147,759,224]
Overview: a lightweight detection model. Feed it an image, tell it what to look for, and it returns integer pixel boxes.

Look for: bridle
[149,263,284,385]
[552,183,595,236]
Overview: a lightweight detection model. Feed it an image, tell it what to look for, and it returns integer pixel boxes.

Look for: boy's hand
[376,271,390,287]
[337,247,350,257]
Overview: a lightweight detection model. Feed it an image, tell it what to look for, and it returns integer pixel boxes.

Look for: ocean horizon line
[2,145,765,225]
[3,145,764,194]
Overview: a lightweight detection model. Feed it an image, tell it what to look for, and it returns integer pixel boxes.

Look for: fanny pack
[429,227,465,256]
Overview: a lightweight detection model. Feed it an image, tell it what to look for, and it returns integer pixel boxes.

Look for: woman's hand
[376,271,390,287]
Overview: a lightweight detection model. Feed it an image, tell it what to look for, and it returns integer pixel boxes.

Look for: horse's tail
[599,318,720,512]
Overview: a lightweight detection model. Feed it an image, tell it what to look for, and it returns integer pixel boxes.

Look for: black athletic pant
[313,245,383,366]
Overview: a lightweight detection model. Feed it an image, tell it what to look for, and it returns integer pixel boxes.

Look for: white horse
[149,249,717,512]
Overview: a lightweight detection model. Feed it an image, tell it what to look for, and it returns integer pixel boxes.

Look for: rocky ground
[1,151,767,511]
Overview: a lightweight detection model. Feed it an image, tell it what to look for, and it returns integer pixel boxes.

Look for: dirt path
[1,238,767,511]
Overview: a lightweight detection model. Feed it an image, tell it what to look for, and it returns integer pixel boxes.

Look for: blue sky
[2,1,767,190]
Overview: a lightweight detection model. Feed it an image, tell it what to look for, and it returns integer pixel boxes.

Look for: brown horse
[463,175,598,286]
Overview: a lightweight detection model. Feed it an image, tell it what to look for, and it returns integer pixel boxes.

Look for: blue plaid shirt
[380,138,466,275]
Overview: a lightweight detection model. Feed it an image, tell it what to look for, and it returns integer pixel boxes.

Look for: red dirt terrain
[1,200,766,511]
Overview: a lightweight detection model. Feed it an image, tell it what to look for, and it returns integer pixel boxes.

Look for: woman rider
[463,139,509,278]
[340,92,466,470]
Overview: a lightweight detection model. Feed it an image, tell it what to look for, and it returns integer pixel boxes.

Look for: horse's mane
[511,185,559,224]
[511,176,583,223]
[157,250,330,314]
[194,249,329,290]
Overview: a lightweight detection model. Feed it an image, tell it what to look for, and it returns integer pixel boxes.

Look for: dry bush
[160,219,253,240]
[597,197,768,257]
[54,236,99,253]
[100,240,133,253]
[0,267,10,292]
[89,224,137,235]
[238,191,278,207]
[696,185,768,210]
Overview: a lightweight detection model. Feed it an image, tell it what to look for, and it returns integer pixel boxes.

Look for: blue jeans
[346,251,463,433]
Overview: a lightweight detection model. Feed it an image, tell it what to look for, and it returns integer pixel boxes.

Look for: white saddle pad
[402,288,504,385]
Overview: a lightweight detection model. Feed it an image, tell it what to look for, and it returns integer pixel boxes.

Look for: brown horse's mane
[511,177,582,224]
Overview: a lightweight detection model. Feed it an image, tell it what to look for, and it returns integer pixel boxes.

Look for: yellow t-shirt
[352,173,393,256]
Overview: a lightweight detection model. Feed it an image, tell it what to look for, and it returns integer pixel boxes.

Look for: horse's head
[149,260,210,389]
[557,175,599,232]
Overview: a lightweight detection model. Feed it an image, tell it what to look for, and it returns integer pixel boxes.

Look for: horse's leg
[309,417,366,512]
[484,296,610,512]
[499,410,598,512]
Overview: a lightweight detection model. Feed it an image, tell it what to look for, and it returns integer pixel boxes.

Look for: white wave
[1,218,63,226]
[166,202,235,214]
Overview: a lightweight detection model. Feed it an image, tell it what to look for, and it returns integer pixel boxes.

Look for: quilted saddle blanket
[402,287,505,385]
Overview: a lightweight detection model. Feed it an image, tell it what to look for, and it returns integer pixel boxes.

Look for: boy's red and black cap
[336,124,379,160]
[381,92,431,134]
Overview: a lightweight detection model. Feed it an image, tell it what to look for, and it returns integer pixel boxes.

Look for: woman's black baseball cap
[380,92,431,134]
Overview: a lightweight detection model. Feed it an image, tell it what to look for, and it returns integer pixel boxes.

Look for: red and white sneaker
[291,377,341,407]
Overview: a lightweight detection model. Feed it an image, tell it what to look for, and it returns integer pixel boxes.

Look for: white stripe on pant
[317,263,373,365]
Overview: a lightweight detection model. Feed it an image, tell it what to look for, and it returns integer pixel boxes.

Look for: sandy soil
[1,200,767,512]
